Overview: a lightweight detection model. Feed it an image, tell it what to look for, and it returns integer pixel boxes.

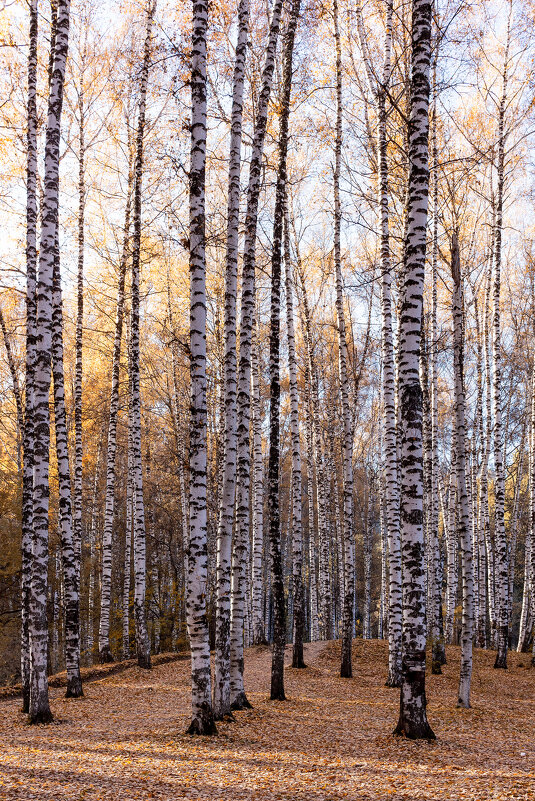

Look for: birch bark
[393,0,435,740]
[231,0,283,709]
[30,0,71,724]
[21,0,38,715]
[186,0,216,734]
[451,235,474,708]
[213,0,250,720]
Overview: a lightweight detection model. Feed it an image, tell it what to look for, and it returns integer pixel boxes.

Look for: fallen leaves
[0,640,534,799]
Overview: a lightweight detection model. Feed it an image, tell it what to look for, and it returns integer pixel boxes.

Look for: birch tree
[231,0,283,710]
[393,0,435,740]
[30,0,71,724]
[451,233,474,708]
[186,0,217,734]
[214,0,250,720]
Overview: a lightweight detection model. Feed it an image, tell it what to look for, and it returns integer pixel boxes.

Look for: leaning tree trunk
[186,0,216,735]
[393,0,435,741]
[21,0,39,715]
[451,234,474,708]
[129,0,154,671]
[284,204,305,669]
[213,0,250,720]
[29,0,71,725]
[231,0,283,710]
[52,250,83,698]
[333,0,355,678]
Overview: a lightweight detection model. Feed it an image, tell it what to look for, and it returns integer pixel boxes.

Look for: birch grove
[0,0,534,749]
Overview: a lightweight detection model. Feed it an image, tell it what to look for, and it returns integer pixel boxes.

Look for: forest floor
[1,639,534,800]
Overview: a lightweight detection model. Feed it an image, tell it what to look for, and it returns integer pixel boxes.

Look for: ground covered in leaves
[1,639,534,800]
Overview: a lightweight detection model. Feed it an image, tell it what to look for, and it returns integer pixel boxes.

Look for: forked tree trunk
[393,0,435,741]
[30,0,71,725]
[214,0,250,720]
[186,0,216,735]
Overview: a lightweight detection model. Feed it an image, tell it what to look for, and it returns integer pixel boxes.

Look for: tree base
[431,660,442,675]
[28,708,54,725]
[186,705,217,736]
[493,654,507,669]
[21,688,30,714]
[230,692,253,711]
[292,658,306,669]
[393,718,436,739]
[213,710,235,723]
[65,675,84,698]
[99,647,114,664]
[340,664,352,678]
[137,653,152,670]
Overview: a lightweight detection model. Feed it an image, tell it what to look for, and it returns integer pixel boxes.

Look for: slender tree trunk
[451,235,474,708]
[213,0,250,719]
[21,0,39,715]
[73,58,86,629]
[333,0,355,677]
[29,0,71,724]
[492,12,511,668]
[129,0,154,672]
[52,249,83,698]
[98,157,134,665]
[393,0,435,740]
[268,0,301,700]
[251,327,266,645]
[186,0,216,734]
[123,398,134,660]
[231,0,283,709]
[284,206,305,668]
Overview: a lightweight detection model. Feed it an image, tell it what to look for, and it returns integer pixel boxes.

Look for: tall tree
[213,0,251,721]
[21,0,39,715]
[30,0,71,724]
[451,233,474,708]
[393,0,435,740]
[231,0,283,710]
[268,0,301,701]
[129,0,155,671]
[186,0,217,735]
[333,0,355,680]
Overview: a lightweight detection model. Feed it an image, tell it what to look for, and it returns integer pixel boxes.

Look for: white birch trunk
[186,0,216,734]
[451,235,474,708]
[213,0,250,719]
[29,0,71,723]
[393,0,435,740]
[231,0,283,709]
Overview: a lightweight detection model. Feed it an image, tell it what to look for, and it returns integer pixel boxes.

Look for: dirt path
[1,639,534,800]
